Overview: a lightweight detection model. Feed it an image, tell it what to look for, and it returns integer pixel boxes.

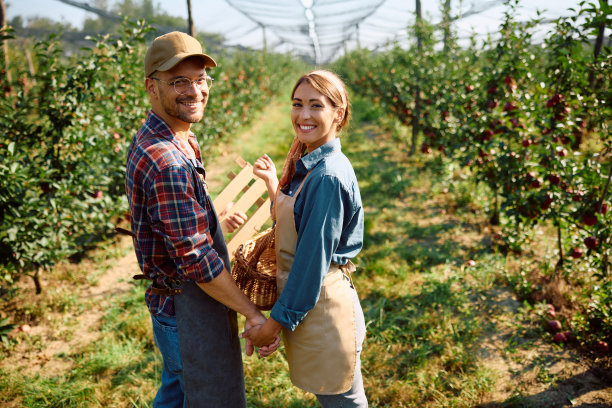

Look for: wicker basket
[231,227,278,310]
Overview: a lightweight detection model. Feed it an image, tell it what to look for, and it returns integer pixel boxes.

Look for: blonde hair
[278,70,351,191]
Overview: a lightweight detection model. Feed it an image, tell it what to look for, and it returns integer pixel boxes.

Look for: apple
[530,178,542,189]
[112,132,120,140]
[92,190,103,199]
[481,129,494,141]
[548,319,562,332]
[582,212,597,226]
[596,340,609,353]
[465,84,475,93]
[584,236,599,250]
[521,138,531,147]
[420,143,431,154]
[466,259,476,267]
[503,101,518,111]
[548,174,561,185]
[570,248,583,259]
[600,203,608,215]
[541,194,553,210]
[486,100,499,109]
[554,332,567,343]
[556,148,568,157]
[546,93,563,108]
[20,324,31,332]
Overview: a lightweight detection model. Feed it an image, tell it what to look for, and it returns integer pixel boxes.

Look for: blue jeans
[151,314,186,408]
[315,289,368,408]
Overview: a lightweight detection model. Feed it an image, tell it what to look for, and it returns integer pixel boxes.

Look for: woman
[243,70,367,407]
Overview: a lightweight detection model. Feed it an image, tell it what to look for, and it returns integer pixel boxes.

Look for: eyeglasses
[151,75,213,94]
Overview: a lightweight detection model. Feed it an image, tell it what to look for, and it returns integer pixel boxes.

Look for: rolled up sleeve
[270,175,344,330]
[147,165,224,283]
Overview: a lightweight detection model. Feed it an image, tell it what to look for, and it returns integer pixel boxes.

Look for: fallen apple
[548,319,562,332]
[554,332,567,343]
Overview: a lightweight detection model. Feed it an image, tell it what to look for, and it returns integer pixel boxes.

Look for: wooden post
[0,0,11,84]
[186,0,195,37]
[410,0,422,156]
[442,0,451,52]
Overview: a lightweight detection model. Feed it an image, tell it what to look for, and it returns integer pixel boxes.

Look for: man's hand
[243,314,266,356]
[218,202,247,233]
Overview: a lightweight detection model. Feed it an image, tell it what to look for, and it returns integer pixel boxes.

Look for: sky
[6,0,589,63]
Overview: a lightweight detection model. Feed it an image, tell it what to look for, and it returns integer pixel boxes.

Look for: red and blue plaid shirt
[125,110,224,317]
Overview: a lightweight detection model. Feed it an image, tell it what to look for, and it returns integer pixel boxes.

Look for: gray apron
[174,162,246,407]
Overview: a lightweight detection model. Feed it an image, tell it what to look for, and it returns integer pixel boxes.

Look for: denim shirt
[270,138,364,330]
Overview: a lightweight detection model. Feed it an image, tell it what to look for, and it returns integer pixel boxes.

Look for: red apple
[112,132,120,140]
[596,340,609,353]
[420,143,431,154]
[554,332,567,343]
[503,101,518,112]
[548,319,562,332]
[92,190,103,199]
[521,138,531,147]
[481,129,494,141]
[600,203,608,215]
[548,174,561,185]
[584,236,599,250]
[465,84,475,93]
[570,248,583,259]
[582,212,597,226]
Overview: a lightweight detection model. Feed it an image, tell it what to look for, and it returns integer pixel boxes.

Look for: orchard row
[334,1,611,345]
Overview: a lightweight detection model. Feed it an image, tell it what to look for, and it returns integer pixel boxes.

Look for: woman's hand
[253,154,279,198]
[241,316,282,356]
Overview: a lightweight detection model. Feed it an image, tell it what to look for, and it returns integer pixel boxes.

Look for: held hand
[257,334,281,357]
[253,154,278,184]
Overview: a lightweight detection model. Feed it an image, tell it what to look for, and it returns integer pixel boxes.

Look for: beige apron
[275,174,357,395]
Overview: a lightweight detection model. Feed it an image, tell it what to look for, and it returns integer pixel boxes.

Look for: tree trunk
[186,0,195,37]
[442,0,451,52]
[410,0,422,156]
[588,0,606,90]
[0,0,11,84]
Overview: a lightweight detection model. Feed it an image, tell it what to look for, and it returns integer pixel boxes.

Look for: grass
[1,90,609,407]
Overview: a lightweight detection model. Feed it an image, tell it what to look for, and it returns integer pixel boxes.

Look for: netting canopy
[225,0,403,64]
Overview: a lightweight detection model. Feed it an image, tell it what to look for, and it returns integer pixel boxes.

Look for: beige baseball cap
[145,31,217,77]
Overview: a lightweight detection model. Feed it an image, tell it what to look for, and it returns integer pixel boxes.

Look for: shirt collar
[145,109,199,161]
[298,138,341,172]
[145,109,196,142]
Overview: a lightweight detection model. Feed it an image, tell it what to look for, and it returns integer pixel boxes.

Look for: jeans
[315,289,369,408]
[151,314,186,408]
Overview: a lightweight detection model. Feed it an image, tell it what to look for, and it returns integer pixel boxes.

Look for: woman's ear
[336,107,345,122]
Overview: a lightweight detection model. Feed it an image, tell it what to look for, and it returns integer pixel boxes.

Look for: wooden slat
[231,178,268,215]
[227,198,272,260]
[212,163,254,211]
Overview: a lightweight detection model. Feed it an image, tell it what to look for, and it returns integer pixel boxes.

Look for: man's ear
[145,78,157,98]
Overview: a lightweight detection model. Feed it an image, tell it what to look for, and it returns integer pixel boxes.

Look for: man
[125,31,278,407]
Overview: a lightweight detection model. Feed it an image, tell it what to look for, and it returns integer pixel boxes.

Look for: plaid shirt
[125,110,224,317]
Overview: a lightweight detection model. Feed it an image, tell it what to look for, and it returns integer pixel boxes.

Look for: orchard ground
[1,94,611,407]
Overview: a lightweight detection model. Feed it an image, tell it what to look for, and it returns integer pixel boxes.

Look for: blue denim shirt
[270,138,364,330]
